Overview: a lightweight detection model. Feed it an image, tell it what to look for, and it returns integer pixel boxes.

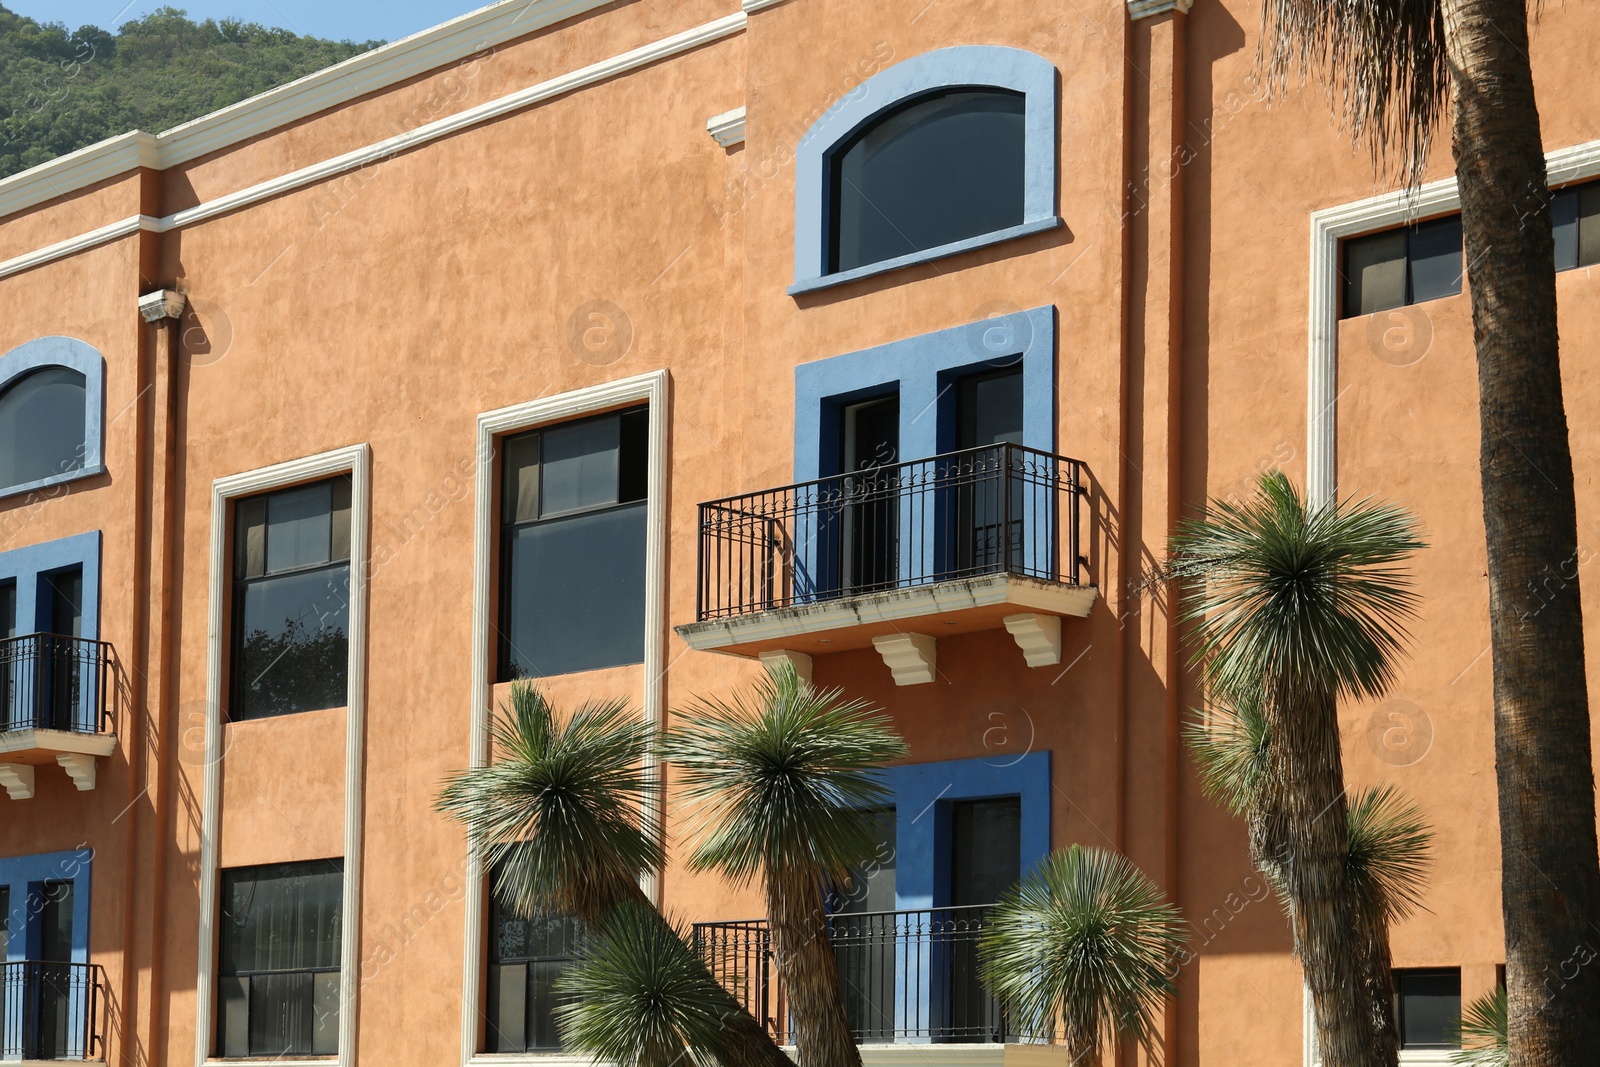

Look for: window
[498,407,648,680]
[1394,968,1461,1050]
[0,368,87,491]
[1553,178,1600,271]
[830,90,1025,275]
[791,46,1059,294]
[217,860,343,1058]
[1342,215,1464,317]
[0,534,104,737]
[231,478,352,720]
[484,895,582,1053]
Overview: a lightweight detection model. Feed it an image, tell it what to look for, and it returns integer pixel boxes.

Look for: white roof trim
[0,0,616,222]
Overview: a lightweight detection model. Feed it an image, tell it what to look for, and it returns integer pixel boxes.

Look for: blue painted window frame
[0,533,103,641]
[1,848,95,1059]
[790,45,1061,295]
[790,306,1056,599]
[0,336,108,501]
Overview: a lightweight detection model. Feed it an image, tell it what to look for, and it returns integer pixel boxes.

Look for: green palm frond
[1346,785,1434,927]
[1450,986,1508,1067]
[555,904,732,1067]
[663,661,909,883]
[1166,471,1425,704]
[435,681,662,919]
[1183,691,1271,816]
[978,845,1186,1061]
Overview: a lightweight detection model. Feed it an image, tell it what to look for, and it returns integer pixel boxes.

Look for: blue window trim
[790,45,1062,296]
[0,532,103,640]
[0,336,108,501]
[1,848,94,964]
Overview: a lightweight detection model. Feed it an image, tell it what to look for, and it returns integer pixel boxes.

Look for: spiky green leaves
[1183,693,1271,817]
[1167,471,1424,705]
[978,845,1186,1062]
[663,661,909,884]
[435,682,662,920]
[1450,986,1508,1067]
[1345,785,1433,927]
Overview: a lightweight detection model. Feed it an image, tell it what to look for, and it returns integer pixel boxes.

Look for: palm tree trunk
[1260,684,1395,1067]
[1064,1016,1100,1066]
[765,866,863,1067]
[1437,1,1600,1061]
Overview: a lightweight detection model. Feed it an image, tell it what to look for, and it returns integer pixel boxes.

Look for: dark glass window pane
[540,417,621,518]
[1409,215,1464,303]
[1579,182,1600,267]
[831,90,1026,274]
[2,582,17,639]
[235,564,350,719]
[958,369,1025,448]
[488,891,580,1054]
[0,887,8,962]
[1343,230,1408,316]
[950,797,1021,906]
[503,503,646,677]
[503,433,541,524]
[0,367,87,490]
[266,483,333,573]
[1396,969,1461,1049]
[1553,187,1580,272]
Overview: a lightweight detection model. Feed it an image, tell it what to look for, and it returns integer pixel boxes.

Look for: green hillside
[1,4,381,179]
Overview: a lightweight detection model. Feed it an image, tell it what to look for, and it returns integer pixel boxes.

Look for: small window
[1341,216,1464,317]
[830,90,1026,275]
[231,477,352,720]
[1552,178,1600,272]
[1394,968,1461,1050]
[0,366,87,491]
[484,894,582,1053]
[217,860,343,1059]
[498,407,648,680]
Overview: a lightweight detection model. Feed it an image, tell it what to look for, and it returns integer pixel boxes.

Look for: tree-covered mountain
[1,5,381,179]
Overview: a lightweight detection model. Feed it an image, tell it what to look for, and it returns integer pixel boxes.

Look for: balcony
[0,961,107,1062]
[693,906,1053,1051]
[676,444,1095,684]
[0,635,116,800]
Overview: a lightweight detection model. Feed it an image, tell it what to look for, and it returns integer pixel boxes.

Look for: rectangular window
[484,896,582,1053]
[217,860,343,1059]
[949,797,1020,1042]
[498,407,648,680]
[1394,968,1461,1050]
[1552,178,1600,272]
[230,477,352,720]
[1341,215,1464,317]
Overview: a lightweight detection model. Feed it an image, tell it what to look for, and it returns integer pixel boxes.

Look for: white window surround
[1304,136,1600,509]
[459,370,670,1067]
[194,443,372,1067]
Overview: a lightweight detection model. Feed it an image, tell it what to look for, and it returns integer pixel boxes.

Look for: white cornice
[1127,0,1193,17]
[707,106,747,147]
[741,0,791,11]
[0,214,157,283]
[0,0,620,224]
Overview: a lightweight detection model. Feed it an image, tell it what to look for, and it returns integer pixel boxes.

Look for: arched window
[792,46,1060,295]
[0,367,88,488]
[0,336,107,498]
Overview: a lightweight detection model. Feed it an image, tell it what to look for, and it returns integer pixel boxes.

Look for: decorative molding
[741,0,792,12]
[0,730,117,759]
[1304,136,1600,508]
[463,370,671,1067]
[0,337,110,501]
[56,752,98,790]
[196,444,372,1067]
[0,132,160,225]
[1003,613,1061,667]
[706,106,747,148]
[1126,0,1194,18]
[872,632,938,686]
[137,289,187,323]
[0,764,35,800]
[0,13,749,280]
[758,649,813,683]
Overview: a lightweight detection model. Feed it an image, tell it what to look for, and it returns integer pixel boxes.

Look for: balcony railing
[0,961,107,1061]
[0,634,113,737]
[693,905,1051,1045]
[694,443,1085,622]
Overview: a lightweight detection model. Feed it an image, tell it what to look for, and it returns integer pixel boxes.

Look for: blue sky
[6,0,490,43]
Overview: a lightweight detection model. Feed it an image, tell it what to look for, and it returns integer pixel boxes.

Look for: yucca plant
[1450,986,1509,1067]
[977,845,1186,1066]
[1167,471,1424,1067]
[436,682,792,1067]
[663,662,909,1067]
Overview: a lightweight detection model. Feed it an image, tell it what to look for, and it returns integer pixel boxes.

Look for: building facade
[1,0,1597,1064]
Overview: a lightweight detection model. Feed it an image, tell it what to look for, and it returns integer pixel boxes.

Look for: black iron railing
[0,634,114,736]
[694,443,1085,621]
[0,961,107,1061]
[693,906,1048,1045]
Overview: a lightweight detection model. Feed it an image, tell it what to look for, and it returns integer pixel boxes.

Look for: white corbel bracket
[57,753,98,791]
[759,649,813,684]
[871,633,937,686]
[706,107,746,148]
[1127,0,1193,17]
[0,764,36,800]
[1004,613,1063,667]
[138,288,187,322]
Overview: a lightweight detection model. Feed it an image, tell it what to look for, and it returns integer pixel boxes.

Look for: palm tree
[976,845,1186,1066]
[436,682,793,1067]
[1258,3,1600,1057]
[1452,986,1509,1067]
[662,662,909,1067]
[1167,471,1424,1067]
